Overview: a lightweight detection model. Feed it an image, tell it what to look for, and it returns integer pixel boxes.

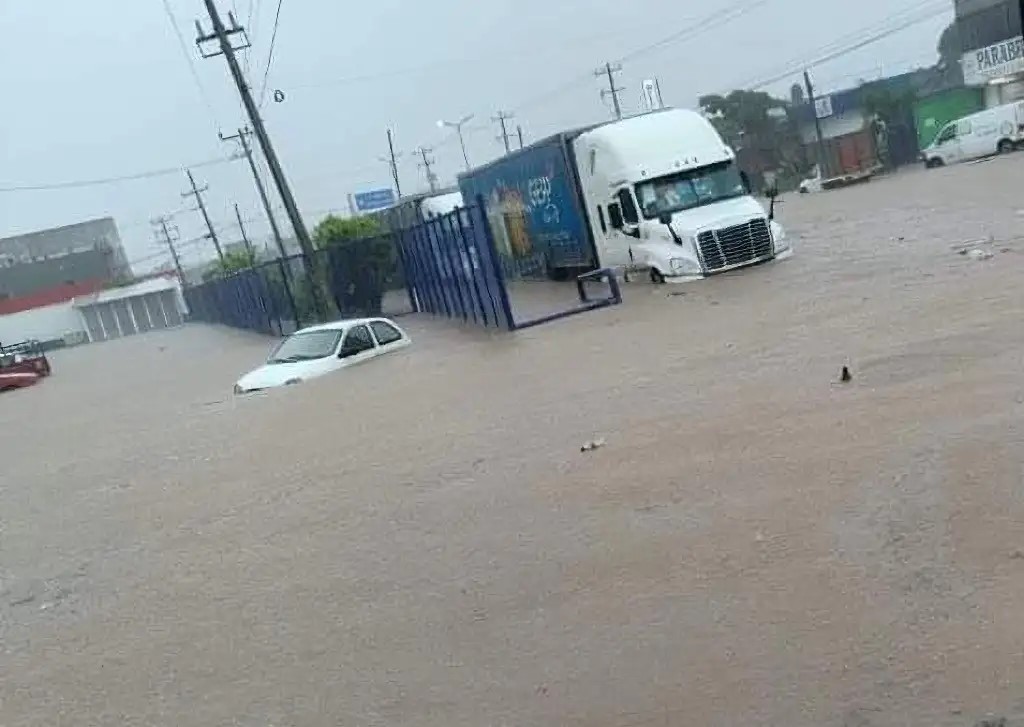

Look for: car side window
[936,124,956,144]
[957,119,972,135]
[617,189,639,225]
[341,325,375,357]
[370,321,402,346]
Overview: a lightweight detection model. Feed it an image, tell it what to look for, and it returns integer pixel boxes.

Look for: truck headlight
[669,257,700,274]
[770,221,789,251]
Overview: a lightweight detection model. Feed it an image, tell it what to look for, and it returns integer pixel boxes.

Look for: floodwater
[3,157,1024,727]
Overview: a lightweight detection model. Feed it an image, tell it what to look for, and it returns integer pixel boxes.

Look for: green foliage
[699,89,808,190]
[313,215,383,249]
[699,90,788,147]
[313,214,395,317]
[936,21,965,86]
[202,248,257,282]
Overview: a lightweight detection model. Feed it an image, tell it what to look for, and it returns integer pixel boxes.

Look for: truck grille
[697,218,773,272]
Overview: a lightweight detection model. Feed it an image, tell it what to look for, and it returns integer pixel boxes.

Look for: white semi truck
[459,108,792,282]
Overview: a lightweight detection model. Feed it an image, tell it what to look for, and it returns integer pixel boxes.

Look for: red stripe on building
[0,280,107,315]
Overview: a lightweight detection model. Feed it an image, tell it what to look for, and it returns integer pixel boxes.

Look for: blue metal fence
[183,197,621,335]
[397,203,515,330]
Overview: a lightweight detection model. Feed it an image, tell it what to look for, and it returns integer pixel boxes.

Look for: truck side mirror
[766,185,780,221]
[658,212,672,225]
[608,203,624,230]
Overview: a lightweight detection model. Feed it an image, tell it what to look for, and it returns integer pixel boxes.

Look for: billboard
[353,188,397,212]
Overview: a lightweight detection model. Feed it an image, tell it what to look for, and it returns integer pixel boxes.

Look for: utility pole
[415,147,438,193]
[803,69,828,177]
[516,124,525,150]
[195,1,324,314]
[493,111,514,153]
[154,217,185,282]
[234,203,254,259]
[220,127,286,260]
[379,128,402,198]
[181,170,223,263]
[595,62,625,119]
[437,115,474,170]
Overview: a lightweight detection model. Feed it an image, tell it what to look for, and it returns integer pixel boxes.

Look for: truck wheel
[998,139,1014,154]
[925,157,944,169]
[649,268,666,284]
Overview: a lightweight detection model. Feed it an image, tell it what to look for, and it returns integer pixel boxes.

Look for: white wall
[0,302,85,345]
[985,78,1024,107]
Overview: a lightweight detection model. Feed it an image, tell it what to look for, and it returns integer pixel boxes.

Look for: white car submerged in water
[234,317,411,394]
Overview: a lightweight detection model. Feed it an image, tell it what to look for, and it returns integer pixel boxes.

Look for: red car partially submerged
[0,340,51,392]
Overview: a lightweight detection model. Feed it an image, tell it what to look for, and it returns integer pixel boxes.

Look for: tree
[699,90,807,189]
[202,248,257,281]
[699,90,787,146]
[313,215,393,316]
[937,21,964,86]
[313,215,383,247]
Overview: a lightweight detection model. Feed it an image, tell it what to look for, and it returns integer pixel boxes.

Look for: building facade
[0,218,129,300]
[0,276,186,349]
[956,0,1024,105]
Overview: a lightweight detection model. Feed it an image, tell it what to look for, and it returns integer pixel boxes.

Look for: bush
[313,215,396,316]
[203,249,257,281]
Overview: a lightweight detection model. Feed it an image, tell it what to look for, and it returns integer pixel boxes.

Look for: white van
[923,101,1024,168]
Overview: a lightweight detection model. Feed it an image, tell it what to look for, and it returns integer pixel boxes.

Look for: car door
[336,324,378,367]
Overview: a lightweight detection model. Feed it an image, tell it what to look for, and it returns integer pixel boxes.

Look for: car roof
[292,317,391,335]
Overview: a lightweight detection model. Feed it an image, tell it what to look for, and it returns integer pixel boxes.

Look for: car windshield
[636,161,746,219]
[267,330,342,364]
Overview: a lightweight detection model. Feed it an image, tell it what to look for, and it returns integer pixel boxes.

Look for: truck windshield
[636,161,746,219]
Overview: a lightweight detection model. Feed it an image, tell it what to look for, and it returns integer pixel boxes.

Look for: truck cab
[573,109,791,281]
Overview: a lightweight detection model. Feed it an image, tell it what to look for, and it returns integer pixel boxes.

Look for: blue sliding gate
[397,203,515,330]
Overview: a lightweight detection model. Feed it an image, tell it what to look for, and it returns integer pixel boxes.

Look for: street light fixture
[437,114,474,170]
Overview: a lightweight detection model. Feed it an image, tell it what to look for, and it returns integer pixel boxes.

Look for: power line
[741,2,949,91]
[616,0,769,64]
[0,157,237,193]
[257,0,285,108]
[160,0,219,129]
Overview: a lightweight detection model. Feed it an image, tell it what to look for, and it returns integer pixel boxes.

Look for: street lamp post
[438,114,474,170]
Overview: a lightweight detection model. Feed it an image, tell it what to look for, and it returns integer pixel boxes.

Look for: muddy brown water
[3,158,1024,726]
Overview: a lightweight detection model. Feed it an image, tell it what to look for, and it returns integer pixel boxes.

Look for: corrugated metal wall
[81,290,183,343]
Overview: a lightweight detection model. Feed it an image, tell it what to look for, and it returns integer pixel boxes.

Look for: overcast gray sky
[0,0,951,272]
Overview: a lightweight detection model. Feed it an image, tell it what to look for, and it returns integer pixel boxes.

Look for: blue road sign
[353,188,396,212]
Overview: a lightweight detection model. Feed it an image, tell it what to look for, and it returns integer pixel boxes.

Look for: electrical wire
[257,0,285,108]
[160,0,219,130]
[737,1,950,91]
[0,157,237,193]
[429,0,776,150]
[614,0,769,64]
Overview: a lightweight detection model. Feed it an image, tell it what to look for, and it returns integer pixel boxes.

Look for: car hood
[660,196,768,236]
[236,358,334,390]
